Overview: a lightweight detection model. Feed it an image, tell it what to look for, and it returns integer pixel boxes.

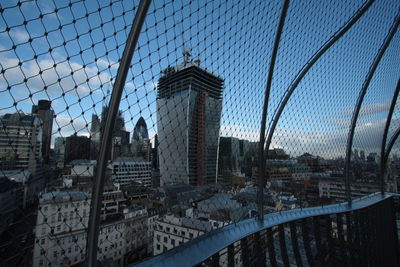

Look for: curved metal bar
[384,126,400,169]
[344,15,399,204]
[86,1,152,266]
[135,193,395,267]
[380,79,400,194]
[257,0,290,222]
[263,0,375,191]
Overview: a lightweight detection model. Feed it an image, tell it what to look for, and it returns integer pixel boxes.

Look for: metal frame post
[344,15,399,204]
[380,79,400,194]
[384,126,400,168]
[86,1,151,266]
[257,0,290,221]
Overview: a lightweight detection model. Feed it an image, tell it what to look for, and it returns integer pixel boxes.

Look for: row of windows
[156,224,195,239]
[41,201,88,212]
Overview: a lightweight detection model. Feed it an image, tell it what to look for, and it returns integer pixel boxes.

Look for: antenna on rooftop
[182,46,191,63]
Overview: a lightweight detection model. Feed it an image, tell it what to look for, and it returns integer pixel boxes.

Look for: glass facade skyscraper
[157,59,224,186]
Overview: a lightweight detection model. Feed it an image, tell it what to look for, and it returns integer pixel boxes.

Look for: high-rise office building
[31,100,54,162]
[90,114,101,159]
[157,53,224,186]
[131,117,151,160]
[64,135,91,164]
[0,112,43,173]
[54,137,65,157]
[101,107,130,159]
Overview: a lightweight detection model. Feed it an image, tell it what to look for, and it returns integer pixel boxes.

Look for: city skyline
[0,0,398,160]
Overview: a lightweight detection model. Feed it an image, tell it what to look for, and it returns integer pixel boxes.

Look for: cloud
[270,118,390,158]
[0,53,112,99]
[9,28,30,43]
[51,114,90,147]
[220,112,395,159]
[96,58,119,71]
[220,124,259,142]
[328,101,393,127]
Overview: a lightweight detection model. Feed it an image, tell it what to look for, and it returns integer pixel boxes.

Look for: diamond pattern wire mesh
[0,0,399,266]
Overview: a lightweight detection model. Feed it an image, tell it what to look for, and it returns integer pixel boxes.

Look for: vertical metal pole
[86,1,151,266]
[384,126,400,168]
[264,0,375,195]
[380,79,400,194]
[257,0,290,221]
[344,15,399,205]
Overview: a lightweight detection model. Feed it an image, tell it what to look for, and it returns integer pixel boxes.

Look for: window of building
[189,233,193,238]
[163,237,167,243]
[171,239,175,246]
[41,238,45,245]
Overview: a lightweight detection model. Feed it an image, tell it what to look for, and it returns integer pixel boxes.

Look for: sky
[0,0,399,159]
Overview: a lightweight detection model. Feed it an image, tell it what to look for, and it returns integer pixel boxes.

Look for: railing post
[344,15,399,205]
[380,79,400,195]
[389,198,400,266]
[86,1,151,266]
[257,0,290,221]
[384,126,400,174]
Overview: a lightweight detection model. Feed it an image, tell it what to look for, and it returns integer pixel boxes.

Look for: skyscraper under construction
[157,52,224,186]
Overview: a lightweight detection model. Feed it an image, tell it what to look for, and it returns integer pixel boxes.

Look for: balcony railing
[136,193,400,266]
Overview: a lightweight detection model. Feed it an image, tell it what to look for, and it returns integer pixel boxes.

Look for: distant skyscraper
[0,112,43,173]
[100,107,130,159]
[32,100,54,163]
[152,134,159,170]
[157,53,224,186]
[131,117,150,160]
[54,137,66,158]
[360,150,366,161]
[90,114,101,159]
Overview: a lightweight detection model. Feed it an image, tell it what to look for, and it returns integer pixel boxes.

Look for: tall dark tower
[90,114,101,160]
[32,100,54,163]
[100,106,130,159]
[157,52,224,186]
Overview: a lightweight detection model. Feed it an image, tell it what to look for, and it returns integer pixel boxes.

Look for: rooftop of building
[40,191,89,203]
[111,157,150,164]
[69,159,97,166]
[0,112,42,126]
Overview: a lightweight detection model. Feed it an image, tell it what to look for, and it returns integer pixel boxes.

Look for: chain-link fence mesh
[0,0,399,266]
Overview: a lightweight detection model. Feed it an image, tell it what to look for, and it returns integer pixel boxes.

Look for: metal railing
[136,193,400,266]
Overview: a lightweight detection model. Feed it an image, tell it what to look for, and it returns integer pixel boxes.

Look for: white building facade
[109,157,152,187]
[33,192,149,266]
